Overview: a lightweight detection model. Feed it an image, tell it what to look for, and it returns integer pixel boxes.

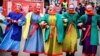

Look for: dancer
[78,4,100,56]
[40,5,64,56]
[23,3,44,56]
[63,4,80,56]
[0,4,25,56]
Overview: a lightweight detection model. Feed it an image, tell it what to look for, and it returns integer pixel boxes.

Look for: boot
[66,53,70,56]
[30,54,38,56]
[11,52,18,56]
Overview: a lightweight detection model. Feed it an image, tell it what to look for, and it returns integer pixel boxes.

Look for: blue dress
[0,12,26,52]
[24,13,44,54]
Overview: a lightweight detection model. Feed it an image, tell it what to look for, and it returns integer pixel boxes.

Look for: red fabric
[81,25,91,41]
[68,9,76,14]
[67,22,74,33]
[0,50,18,53]
[85,9,95,15]
[29,23,39,37]
[23,50,44,54]
[44,52,63,56]
[67,4,76,14]
[33,4,41,14]
[48,10,56,15]
[48,7,57,15]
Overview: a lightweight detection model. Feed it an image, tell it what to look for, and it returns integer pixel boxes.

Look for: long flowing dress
[78,14,100,54]
[63,23,77,52]
[45,15,63,56]
[0,12,25,52]
[24,12,44,54]
[63,12,80,52]
[82,15,97,54]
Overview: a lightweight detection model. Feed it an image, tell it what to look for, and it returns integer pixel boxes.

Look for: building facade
[3,0,44,15]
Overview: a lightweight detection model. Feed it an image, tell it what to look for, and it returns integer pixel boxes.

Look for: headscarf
[15,3,22,13]
[67,4,76,14]
[85,4,95,15]
[28,5,33,12]
[33,3,41,14]
[48,5,57,15]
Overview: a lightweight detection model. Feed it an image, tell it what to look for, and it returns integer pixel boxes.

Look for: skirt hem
[23,50,44,54]
[0,49,18,53]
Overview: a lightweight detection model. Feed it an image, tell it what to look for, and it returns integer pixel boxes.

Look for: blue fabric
[0,12,25,52]
[0,7,3,13]
[24,13,44,53]
[0,26,20,52]
[5,12,25,41]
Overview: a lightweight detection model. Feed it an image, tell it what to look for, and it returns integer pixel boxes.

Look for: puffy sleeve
[0,13,5,23]
[77,15,86,29]
[39,14,48,23]
[18,14,26,26]
[39,14,49,29]
[77,15,86,24]
[3,12,12,24]
[77,15,85,23]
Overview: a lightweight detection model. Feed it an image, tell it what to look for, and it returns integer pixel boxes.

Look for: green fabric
[63,12,80,38]
[40,14,64,43]
[78,14,100,45]
[0,26,3,43]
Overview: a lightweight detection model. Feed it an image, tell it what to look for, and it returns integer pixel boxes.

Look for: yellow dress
[63,23,77,52]
[45,15,63,56]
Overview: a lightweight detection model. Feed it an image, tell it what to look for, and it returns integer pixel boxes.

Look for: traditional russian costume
[63,12,80,53]
[23,12,44,54]
[78,5,100,56]
[41,14,64,56]
[0,11,26,52]
[78,14,100,54]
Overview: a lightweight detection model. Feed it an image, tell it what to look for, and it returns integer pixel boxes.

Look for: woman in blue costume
[23,3,44,56]
[0,4,26,56]
[0,7,5,43]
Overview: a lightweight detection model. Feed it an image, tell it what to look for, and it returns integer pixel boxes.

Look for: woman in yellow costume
[40,5,65,56]
[63,4,80,56]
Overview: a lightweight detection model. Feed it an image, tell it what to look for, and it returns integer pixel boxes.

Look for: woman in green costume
[78,4,100,56]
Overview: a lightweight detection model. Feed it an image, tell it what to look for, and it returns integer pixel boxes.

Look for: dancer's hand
[78,23,83,26]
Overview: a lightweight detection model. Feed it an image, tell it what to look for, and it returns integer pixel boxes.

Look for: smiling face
[28,6,33,12]
[68,4,75,11]
[34,3,41,14]
[48,5,56,15]
[68,4,75,14]
[85,4,95,15]
[86,4,93,12]
[15,4,22,13]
